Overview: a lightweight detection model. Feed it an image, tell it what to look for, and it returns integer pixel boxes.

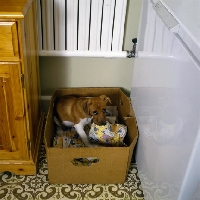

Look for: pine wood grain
[0,0,44,175]
[0,0,33,19]
[0,22,19,60]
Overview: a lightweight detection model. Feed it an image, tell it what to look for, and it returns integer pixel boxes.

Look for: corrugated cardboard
[44,88,138,184]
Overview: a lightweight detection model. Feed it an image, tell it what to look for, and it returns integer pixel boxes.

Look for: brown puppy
[55,95,111,147]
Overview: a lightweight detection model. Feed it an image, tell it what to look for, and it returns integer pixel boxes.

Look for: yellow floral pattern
[89,122,127,146]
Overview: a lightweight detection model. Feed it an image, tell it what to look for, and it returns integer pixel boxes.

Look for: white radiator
[37,0,128,58]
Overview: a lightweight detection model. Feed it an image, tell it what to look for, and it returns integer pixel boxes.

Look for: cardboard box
[44,88,138,184]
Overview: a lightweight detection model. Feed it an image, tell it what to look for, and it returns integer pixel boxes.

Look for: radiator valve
[127,38,137,58]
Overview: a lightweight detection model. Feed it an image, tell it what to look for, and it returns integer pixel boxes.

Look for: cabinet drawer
[0,22,19,60]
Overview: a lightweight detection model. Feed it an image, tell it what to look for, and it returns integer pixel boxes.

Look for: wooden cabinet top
[0,0,33,19]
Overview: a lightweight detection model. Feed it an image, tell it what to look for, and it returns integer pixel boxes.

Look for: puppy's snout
[93,119,106,126]
[100,120,106,126]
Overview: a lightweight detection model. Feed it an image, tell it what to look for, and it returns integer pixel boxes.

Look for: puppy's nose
[100,121,106,126]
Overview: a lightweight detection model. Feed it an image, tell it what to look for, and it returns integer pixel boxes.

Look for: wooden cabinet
[0,0,44,175]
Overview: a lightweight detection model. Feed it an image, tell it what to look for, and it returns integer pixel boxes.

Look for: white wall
[40,57,134,95]
[161,0,200,47]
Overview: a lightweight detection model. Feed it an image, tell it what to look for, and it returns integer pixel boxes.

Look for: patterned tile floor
[0,137,144,200]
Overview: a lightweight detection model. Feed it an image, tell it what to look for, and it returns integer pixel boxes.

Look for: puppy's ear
[83,99,92,115]
[100,95,112,104]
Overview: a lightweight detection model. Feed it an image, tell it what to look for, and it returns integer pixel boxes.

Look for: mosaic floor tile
[34,160,144,200]
[0,172,36,200]
[0,134,144,200]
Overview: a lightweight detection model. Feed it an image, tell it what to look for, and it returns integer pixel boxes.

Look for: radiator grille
[37,0,127,57]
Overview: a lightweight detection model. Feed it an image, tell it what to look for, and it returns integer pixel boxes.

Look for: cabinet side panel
[19,0,42,160]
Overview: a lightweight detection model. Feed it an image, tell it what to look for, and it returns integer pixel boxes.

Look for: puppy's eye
[102,109,106,113]
[93,111,98,115]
